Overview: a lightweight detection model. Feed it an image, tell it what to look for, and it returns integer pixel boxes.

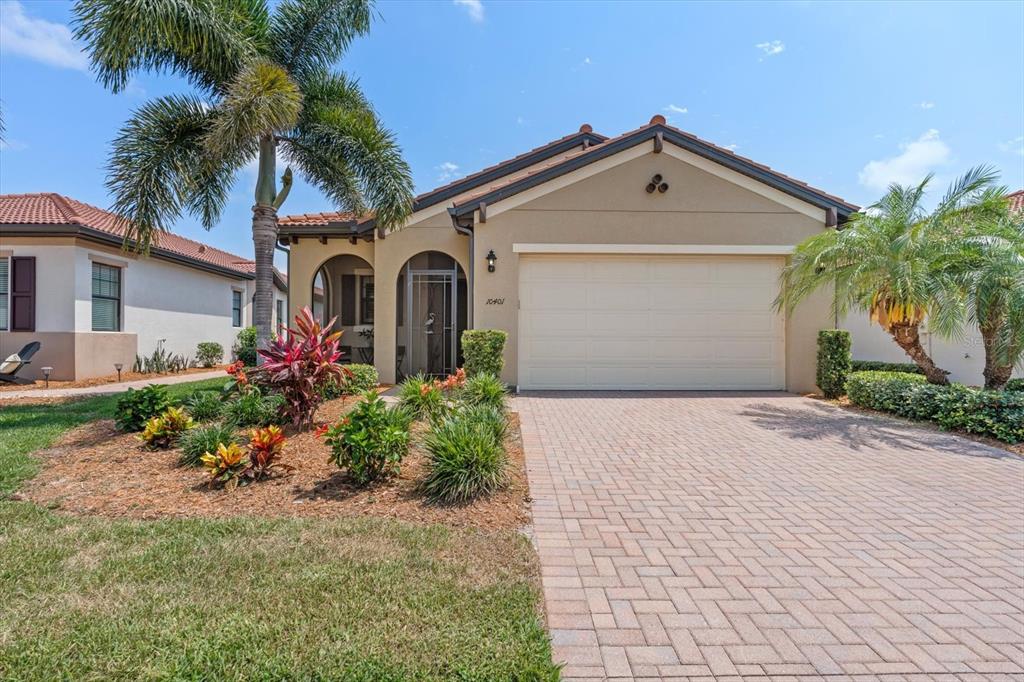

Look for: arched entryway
[396,251,467,379]
[313,254,375,365]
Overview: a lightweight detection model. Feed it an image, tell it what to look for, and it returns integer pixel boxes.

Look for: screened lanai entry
[396,251,467,379]
[312,254,375,364]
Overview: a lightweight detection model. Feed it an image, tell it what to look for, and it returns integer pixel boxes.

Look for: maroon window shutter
[11,257,35,332]
[340,274,356,326]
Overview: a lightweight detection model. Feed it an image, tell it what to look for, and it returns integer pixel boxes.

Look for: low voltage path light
[115,363,123,381]
[41,366,53,389]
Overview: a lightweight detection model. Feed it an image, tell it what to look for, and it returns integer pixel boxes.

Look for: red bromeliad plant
[253,307,350,429]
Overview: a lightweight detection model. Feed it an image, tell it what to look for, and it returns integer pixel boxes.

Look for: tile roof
[1008,190,1024,213]
[277,211,370,227]
[0,193,258,278]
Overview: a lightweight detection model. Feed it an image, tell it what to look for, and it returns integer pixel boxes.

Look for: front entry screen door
[407,268,457,377]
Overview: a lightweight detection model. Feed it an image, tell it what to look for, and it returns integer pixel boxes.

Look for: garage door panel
[518,255,785,390]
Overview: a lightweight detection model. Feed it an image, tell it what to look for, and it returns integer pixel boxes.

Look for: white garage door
[518,254,786,390]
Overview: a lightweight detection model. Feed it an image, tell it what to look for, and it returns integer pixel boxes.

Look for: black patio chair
[0,341,42,385]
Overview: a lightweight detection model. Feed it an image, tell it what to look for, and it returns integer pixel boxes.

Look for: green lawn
[0,380,557,681]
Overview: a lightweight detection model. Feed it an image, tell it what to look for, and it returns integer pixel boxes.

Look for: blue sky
[1,0,1022,271]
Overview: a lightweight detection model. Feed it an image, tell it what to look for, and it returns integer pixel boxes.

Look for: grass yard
[0,381,558,681]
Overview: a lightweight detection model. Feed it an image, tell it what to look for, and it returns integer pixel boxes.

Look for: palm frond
[269,0,372,81]
[73,0,269,94]
[204,60,302,158]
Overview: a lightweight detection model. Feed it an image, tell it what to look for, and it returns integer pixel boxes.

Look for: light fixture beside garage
[646,174,669,194]
[486,249,497,272]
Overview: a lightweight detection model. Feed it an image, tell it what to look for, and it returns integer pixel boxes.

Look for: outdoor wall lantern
[486,249,498,273]
[41,366,53,389]
[645,174,669,194]
[114,363,124,382]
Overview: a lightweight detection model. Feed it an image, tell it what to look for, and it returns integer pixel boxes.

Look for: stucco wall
[1,238,78,331]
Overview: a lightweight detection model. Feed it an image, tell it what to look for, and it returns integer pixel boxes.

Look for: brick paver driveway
[514,392,1024,681]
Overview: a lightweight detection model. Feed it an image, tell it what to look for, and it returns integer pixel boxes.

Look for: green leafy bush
[816,330,851,399]
[184,391,224,422]
[115,385,172,432]
[851,360,924,374]
[233,326,258,366]
[422,413,507,504]
[196,342,224,368]
[178,423,239,466]
[398,374,448,421]
[321,391,412,485]
[344,364,380,394]
[461,329,507,378]
[223,388,286,428]
[460,372,507,411]
[846,371,1024,443]
[1006,378,1024,392]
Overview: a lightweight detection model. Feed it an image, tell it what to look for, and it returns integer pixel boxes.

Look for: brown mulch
[17,397,533,531]
[806,393,1024,457]
[0,366,226,392]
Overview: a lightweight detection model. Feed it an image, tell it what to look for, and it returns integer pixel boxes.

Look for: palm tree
[947,209,1024,389]
[73,0,414,352]
[776,167,1004,385]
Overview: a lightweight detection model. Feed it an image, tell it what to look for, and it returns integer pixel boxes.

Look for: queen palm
[73,0,413,352]
[776,167,1004,385]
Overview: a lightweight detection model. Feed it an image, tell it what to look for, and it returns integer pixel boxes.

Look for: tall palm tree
[73,0,413,352]
[946,209,1024,389]
[776,167,1004,385]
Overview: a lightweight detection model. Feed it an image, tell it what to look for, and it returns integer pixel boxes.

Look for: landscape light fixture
[41,366,53,389]
[115,363,123,381]
[486,249,497,273]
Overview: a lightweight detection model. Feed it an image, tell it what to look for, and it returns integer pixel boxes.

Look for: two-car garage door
[517,254,785,390]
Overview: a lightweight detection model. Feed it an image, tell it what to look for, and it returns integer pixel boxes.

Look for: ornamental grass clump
[459,373,507,411]
[183,390,224,422]
[178,423,238,466]
[321,391,412,485]
[398,369,467,422]
[422,412,507,504]
[253,307,349,429]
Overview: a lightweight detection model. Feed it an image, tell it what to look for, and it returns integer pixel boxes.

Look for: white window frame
[91,261,123,332]
[231,289,243,327]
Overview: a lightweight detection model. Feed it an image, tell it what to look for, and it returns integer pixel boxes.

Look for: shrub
[851,360,924,374]
[223,388,286,428]
[196,342,224,368]
[422,414,507,504]
[140,406,195,449]
[233,326,258,366]
[461,329,507,378]
[344,364,380,394]
[253,307,349,429]
[178,423,238,466]
[321,391,412,485]
[116,385,171,431]
[457,404,508,444]
[1006,378,1024,392]
[816,330,852,399]
[846,371,1024,443]
[183,391,224,422]
[398,374,448,421]
[133,345,192,374]
[459,372,506,411]
[201,442,248,488]
[242,425,290,481]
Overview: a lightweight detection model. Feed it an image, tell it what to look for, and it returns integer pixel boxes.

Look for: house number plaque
[486,298,505,305]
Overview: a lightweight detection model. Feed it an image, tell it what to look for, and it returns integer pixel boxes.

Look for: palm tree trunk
[981,317,1015,390]
[889,322,950,384]
[252,135,279,357]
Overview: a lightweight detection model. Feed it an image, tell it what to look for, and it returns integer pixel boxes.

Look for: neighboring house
[0,193,287,380]
[280,116,857,392]
[844,188,1023,385]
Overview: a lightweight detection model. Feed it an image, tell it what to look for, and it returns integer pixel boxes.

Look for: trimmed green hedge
[817,330,852,399]
[851,360,924,374]
[846,371,1024,443]
[461,329,507,377]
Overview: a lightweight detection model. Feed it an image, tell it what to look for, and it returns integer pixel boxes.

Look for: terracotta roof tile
[0,193,258,277]
[1008,190,1024,213]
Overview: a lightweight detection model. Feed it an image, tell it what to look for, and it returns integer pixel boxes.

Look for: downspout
[450,211,474,328]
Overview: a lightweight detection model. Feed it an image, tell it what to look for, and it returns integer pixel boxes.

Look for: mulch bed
[17,396,532,531]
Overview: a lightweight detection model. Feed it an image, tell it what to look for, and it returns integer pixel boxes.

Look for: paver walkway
[514,392,1024,681]
[0,370,225,400]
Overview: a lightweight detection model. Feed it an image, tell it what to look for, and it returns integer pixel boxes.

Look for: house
[0,193,287,380]
[280,116,857,392]
[843,189,1023,385]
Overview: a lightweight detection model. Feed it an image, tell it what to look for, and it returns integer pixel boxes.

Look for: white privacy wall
[843,312,1011,386]
[74,246,252,360]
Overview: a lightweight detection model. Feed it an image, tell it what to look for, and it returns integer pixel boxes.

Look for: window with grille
[0,258,8,331]
[232,290,243,327]
[91,262,121,331]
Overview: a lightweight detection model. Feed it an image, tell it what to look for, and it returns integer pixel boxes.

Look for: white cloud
[453,0,484,23]
[0,1,88,71]
[582,56,591,65]
[999,135,1024,156]
[755,40,785,57]
[858,129,952,190]
[436,161,460,183]
[664,104,688,114]
[919,100,935,109]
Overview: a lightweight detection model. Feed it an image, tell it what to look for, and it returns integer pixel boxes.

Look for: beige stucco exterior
[287,139,834,393]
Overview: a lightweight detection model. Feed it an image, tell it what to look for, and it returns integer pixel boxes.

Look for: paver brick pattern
[513,392,1024,681]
